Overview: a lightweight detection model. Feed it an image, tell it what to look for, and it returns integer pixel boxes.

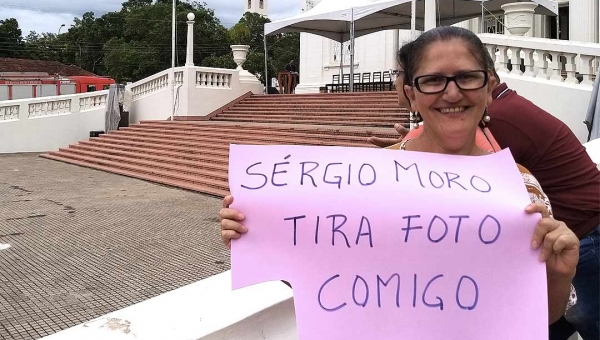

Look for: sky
[0,0,302,37]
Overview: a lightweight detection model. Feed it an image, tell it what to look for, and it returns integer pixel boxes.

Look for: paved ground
[0,153,229,340]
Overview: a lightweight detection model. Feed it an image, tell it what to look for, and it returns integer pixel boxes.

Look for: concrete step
[242,99,400,105]
[222,109,405,115]
[98,130,372,149]
[118,128,374,147]
[122,125,383,144]
[247,92,398,100]
[215,114,406,122]
[138,121,399,138]
[232,103,402,109]
[70,143,228,166]
[80,139,230,157]
[66,145,229,172]
[211,116,407,127]
[57,148,228,181]
[41,153,229,197]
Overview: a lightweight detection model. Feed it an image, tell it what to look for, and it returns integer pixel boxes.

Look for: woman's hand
[219,195,247,249]
[526,203,579,278]
[367,123,409,148]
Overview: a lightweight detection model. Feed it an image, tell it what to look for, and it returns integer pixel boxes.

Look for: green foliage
[2,1,300,85]
[0,18,24,57]
[228,22,251,44]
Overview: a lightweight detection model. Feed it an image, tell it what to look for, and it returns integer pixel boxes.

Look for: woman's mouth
[437,106,467,114]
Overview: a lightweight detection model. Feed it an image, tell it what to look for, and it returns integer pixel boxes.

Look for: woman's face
[405,39,495,153]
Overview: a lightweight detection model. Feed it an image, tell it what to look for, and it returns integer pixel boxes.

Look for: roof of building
[0,57,97,77]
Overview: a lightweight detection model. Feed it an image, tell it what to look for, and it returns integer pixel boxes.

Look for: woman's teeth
[439,107,466,113]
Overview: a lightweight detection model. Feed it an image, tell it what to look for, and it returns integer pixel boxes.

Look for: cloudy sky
[0,0,302,36]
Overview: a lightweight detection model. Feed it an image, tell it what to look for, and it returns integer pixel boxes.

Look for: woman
[219,26,579,324]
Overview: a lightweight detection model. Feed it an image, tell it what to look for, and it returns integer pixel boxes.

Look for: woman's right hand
[219,195,247,249]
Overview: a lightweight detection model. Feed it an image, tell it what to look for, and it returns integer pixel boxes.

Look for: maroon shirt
[489,83,600,238]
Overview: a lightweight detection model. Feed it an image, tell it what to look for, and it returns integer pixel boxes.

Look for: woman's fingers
[526,203,553,249]
[551,233,579,255]
[221,218,247,233]
[525,202,550,218]
[219,208,245,222]
[219,195,247,248]
[531,217,559,250]
[394,123,410,137]
[539,226,564,261]
[221,230,242,249]
[222,195,234,208]
[367,136,401,148]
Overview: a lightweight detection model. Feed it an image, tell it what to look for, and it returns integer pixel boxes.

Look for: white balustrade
[175,71,184,85]
[0,91,109,153]
[479,33,600,85]
[131,73,170,100]
[28,99,72,118]
[0,105,19,121]
[79,93,108,111]
[196,71,232,88]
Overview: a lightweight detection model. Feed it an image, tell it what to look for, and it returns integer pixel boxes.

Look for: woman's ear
[404,84,418,112]
[486,70,497,106]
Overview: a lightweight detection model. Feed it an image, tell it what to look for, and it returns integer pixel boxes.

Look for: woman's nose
[443,80,463,101]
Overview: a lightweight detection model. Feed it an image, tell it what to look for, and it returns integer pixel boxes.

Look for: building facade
[297,0,599,93]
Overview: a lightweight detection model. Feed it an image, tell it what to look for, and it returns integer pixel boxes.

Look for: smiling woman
[218,26,581,327]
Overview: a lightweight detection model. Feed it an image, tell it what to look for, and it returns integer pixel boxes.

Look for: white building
[245,0,268,16]
[297,0,599,93]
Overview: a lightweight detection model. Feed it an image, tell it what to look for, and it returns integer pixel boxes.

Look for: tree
[0,18,24,57]
[1,0,297,84]
[205,12,300,86]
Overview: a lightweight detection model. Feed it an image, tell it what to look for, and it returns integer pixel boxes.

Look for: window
[484,14,504,35]
[259,0,264,9]
[86,85,96,92]
[248,0,251,9]
[331,41,356,65]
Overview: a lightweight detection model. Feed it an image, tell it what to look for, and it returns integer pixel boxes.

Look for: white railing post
[563,52,579,84]
[534,50,550,79]
[579,55,596,85]
[548,51,564,82]
[508,46,523,75]
[521,48,535,77]
[497,45,510,74]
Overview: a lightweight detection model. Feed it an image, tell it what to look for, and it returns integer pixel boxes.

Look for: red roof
[0,58,97,77]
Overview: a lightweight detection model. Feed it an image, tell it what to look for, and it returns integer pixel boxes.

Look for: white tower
[245,0,268,16]
[302,0,320,12]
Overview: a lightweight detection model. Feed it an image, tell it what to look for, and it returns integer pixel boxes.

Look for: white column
[452,20,470,30]
[569,0,598,43]
[425,0,436,31]
[185,13,195,67]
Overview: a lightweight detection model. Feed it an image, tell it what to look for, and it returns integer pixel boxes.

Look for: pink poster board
[228,144,548,340]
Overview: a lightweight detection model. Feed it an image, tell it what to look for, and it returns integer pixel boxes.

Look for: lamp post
[185,13,195,67]
[58,24,65,35]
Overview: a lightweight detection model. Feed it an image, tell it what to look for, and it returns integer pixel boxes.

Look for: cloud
[0,0,302,34]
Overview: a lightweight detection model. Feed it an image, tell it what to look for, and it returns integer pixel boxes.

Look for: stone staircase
[210,92,406,127]
[41,92,408,197]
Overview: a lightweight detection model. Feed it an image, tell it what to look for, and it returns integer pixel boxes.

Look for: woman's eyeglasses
[413,70,488,94]
[389,69,404,82]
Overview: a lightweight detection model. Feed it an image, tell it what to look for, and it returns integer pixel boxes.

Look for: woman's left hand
[526,203,579,278]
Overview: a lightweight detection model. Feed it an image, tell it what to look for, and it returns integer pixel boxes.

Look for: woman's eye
[423,76,444,85]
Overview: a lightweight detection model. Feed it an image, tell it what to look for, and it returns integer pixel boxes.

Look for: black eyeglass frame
[389,69,405,81]
[412,70,489,94]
